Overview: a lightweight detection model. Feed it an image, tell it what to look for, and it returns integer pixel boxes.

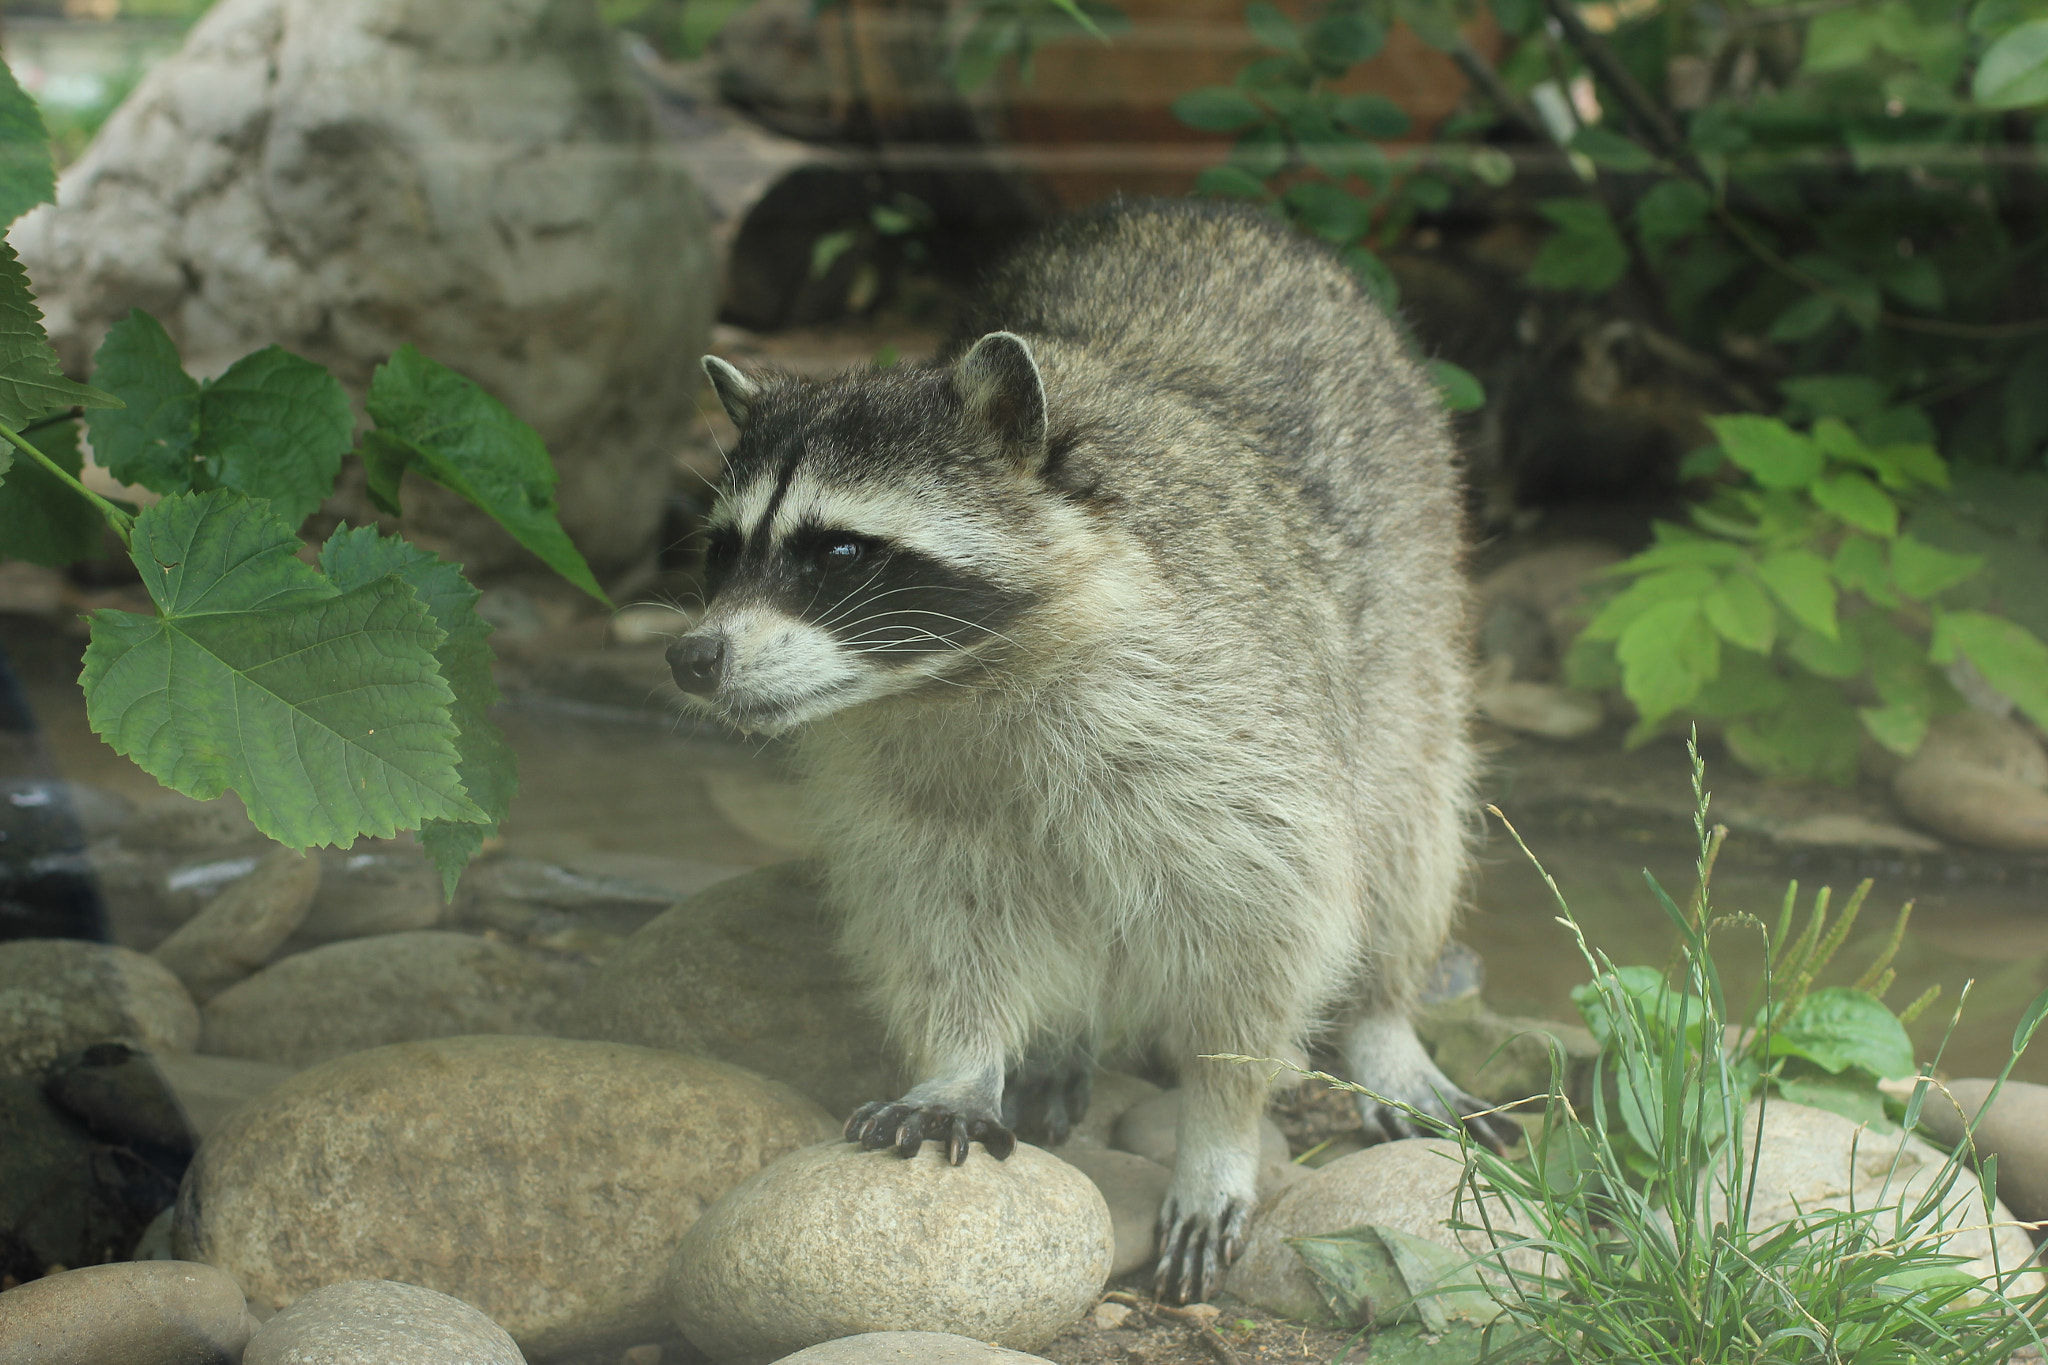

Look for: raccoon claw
[1002,1057,1093,1146]
[1357,1085,1522,1154]
[844,1100,1017,1164]
[1154,1195,1248,1306]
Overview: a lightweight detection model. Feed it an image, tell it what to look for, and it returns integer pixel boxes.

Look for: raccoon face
[668,334,1051,736]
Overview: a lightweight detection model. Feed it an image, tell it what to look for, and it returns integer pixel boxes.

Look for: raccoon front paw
[1357,1082,1522,1153]
[844,1099,1018,1165]
[1154,1193,1249,1306]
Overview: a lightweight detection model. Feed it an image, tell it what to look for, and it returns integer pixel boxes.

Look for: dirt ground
[1038,1296,1366,1365]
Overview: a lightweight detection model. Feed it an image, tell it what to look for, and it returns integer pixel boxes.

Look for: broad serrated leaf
[1425,359,1484,412]
[1194,164,1270,200]
[1580,566,1718,642]
[1616,598,1719,725]
[0,56,54,227]
[80,491,486,848]
[1832,535,1898,607]
[1702,573,1777,653]
[1726,672,1863,783]
[1891,533,1985,599]
[1331,92,1409,138]
[366,346,606,603]
[1246,1,1302,53]
[199,346,355,529]
[88,310,201,494]
[1766,294,1837,343]
[0,418,104,566]
[0,243,121,429]
[1707,415,1824,490]
[321,526,512,896]
[1931,609,2048,729]
[1306,9,1384,72]
[1780,374,1889,420]
[1770,987,1916,1078]
[1812,471,1899,537]
[1859,699,1931,756]
[1786,623,1863,679]
[1758,549,1839,639]
[1571,125,1656,171]
[1635,180,1710,253]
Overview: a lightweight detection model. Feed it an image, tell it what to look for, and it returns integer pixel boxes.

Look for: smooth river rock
[149,847,320,1002]
[198,930,561,1066]
[1909,1078,2048,1225]
[0,1260,255,1365]
[241,1280,524,1365]
[560,863,901,1117]
[770,1334,1056,1365]
[1892,711,2048,852]
[0,939,198,1080]
[667,1142,1114,1361]
[175,1034,836,1359]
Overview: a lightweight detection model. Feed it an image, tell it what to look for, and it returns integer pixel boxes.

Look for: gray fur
[671,199,1512,1303]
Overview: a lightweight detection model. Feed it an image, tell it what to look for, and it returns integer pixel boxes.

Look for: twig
[1538,0,1687,160]
[1102,1292,1246,1365]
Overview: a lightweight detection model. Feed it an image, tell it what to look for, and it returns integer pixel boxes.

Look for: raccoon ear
[701,356,759,428]
[954,331,1047,458]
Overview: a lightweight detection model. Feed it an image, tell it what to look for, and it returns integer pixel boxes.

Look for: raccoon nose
[667,635,727,695]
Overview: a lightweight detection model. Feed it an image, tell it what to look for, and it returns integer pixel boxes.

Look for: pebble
[1474,657,1605,740]
[241,1279,523,1365]
[559,864,902,1118]
[1906,1078,2048,1224]
[149,847,320,1002]
[1721,1100,2041,1293]
[0,1260,255,1365]
[0,939,198,1080]
[1051,1143,1172,1276]
[1892,711,2048,852]
[176,1034,835,1359]
[1226,1139,1541,1322]
[1057,1069,1162,1148]
[667,1142,1113,1360]
[199,930,563,1066]
[769,1333,1056,1365]
[1475,542,1625,661]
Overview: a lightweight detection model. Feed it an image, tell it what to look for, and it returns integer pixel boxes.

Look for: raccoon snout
[667,634,727,695]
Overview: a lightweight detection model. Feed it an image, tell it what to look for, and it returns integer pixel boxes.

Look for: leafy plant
[1230,741,2048,1363]
[0,57,604,895]
[1564,411,2048,780]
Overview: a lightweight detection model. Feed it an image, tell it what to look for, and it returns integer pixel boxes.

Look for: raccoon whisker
[813,564,893,625]
[814,581,991,631]
[835,607,1030,655]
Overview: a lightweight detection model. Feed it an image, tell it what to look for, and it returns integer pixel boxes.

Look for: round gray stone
[0,1260,255,1365]
[559,864,901,1117]
[772,1333,1055,1365]
[667,1142,1113,1360]
[1911,1078,2048,1225]
[149,847,320,1002]
[199,931,561,1066]
[242,1280,521,1365]
[176,1034,836,1359]
[0,939,198,1080]
[1050,1143,1170,1276]
[1111,1088,1290,1170]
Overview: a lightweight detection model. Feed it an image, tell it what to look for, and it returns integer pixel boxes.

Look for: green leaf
[1931,609,2048,729]
[88,310,201,494]
[1859,699,1932,756]
[1880,255,1945,312]
[1467,146,1515,186]
[1527,198,1630,293]
[321,526,513,897]
[1570,125,1656,171]
[1708,415,1824,491]
[80,491,487,849]
[1774,1073,1888,1126]
[1331,93,1410,138]
[1767,294,1839,343]
[1804,5,1886,70]
[1425,359,1484,412]
[1866,441,1949,491]
[0,418,104,566]
[365,346,607,603]
[1975,18,2048,106]
[1891,534,1985,600]
[198,346,355,530]
[1812,471,1899,538]
[1173,87,1263,132]
[0,56,54,228]
[0,242,122,429]
[1780,374,1888,421]
[1246,2,1302,53]
[1726,673,1863,783]
[1770,987,1916,1078]
[809,229,858,279]
[1616,598,1719,724]
[1702,573,1777,653]
[1832,535,1897,607]
[1194,164,1270,200]
[1394,0,1462,50]
[1758,549,1839,639]
[676,0,750,55]
[1786,623,1863,680]
[1285,181,1370,244]
[1306,9,1385,72]
[1580,566,1718,642]
[1635,180,1710,253]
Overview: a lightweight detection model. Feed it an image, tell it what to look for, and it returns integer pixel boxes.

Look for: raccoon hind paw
[1356,1083,1523,1154]
[1001,1057,1092,1147]
[844,1099,1018,1165]
[1153,1193,1248,1306]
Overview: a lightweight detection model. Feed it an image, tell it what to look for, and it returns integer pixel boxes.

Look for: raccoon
[669,198,1517,1303]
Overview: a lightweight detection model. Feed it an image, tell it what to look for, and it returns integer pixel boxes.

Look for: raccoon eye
[703,527,740,574]
[812,539,868,573]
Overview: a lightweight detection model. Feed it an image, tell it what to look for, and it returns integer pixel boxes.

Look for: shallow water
[12,621,2046,1088]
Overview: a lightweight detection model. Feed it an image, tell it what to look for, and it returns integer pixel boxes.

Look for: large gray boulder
[175,1034,837,1359]
[0,1260,256,1365]
[0,938,198,1080]
[14,0,718,581]
[241,1280,524,1365]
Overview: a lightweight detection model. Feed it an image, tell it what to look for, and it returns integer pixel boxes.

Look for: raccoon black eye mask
[670,197,1517,1304]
